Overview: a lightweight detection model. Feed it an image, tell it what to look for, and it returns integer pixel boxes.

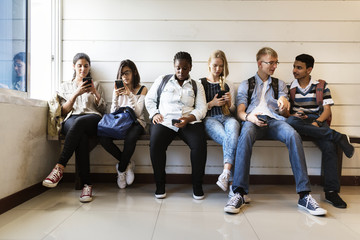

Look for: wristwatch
[314,119,324,127]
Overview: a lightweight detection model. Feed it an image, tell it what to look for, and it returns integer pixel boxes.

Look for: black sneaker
[193,185,204,200]
[155,184,166,199]
[325,191,347,208]
[338,134,354,158]
[224,192,244,214]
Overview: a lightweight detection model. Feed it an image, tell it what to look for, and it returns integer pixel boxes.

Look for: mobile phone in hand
[172,119,181,126]
[82,77,92,88]
[297,111,305,116]
[257,115,267,123]
[217,90,228,98]
[115,80,124,89]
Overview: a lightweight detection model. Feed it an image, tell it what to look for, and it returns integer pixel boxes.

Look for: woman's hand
[223,92,231,106]
[208,94,226,109]
[152,113,164,124]
[115,83,130,96]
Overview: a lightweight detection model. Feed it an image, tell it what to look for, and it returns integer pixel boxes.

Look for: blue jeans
[232,118,311,194]
[204,115,240,165]
[286,115,341,192]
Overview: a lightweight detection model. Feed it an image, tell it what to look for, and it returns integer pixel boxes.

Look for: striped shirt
[289,78,334,115]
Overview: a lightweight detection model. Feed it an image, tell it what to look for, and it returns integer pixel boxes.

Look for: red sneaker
[80,184,93,203]
[42,165,63,188]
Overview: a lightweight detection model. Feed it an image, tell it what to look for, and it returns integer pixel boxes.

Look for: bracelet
[245,114,249,121]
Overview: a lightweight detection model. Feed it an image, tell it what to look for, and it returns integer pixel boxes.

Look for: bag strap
[247,76,278,106]
[316,79,326,106]
[136,85,145,95]
[157,74,197,108]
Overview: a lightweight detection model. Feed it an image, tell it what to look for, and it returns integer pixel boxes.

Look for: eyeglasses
[261,61,280,66]
[121,70,132,76]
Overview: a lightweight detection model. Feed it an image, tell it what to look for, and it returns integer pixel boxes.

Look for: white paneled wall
[61,0,360,176]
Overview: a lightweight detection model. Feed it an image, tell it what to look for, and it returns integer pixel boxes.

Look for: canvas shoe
[338,134,354,158]
[325,191,347,209]
[42,165,63,188]
[116,163,126,189]
[228,186,251,204]
[224,192,245,214]
[193,185,205,200]
[155,184,166,199]
[298,194,327,216]
[79,184,93,203]
[216,169,230,191]
[125,161,135,185]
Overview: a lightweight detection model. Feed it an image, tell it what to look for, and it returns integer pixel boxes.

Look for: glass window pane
[0,0,27,92]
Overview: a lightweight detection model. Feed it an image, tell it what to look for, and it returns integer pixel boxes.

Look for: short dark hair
[116,59,141,89]
[295,54,314,69]
[173,51,192,66]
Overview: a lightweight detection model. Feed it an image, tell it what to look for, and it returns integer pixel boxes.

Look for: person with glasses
[224,47,327,216]
[286,54,354,208]
[99,59,147,189]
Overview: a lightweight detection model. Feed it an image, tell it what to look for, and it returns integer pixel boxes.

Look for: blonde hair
[208,50,231,115]
[256,47,278,61]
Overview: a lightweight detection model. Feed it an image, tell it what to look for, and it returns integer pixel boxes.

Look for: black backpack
[247,76,278,105]
[156,74,197,108]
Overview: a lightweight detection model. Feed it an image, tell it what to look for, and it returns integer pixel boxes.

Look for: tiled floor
[0,183,360,240]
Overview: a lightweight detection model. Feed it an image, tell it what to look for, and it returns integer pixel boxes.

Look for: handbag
[97,107,137,139]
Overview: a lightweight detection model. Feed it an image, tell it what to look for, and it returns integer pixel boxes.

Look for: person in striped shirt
[286,54,354,209]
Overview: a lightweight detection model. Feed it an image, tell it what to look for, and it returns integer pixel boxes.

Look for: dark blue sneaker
[224,192,244,214]
[298,194,327,216]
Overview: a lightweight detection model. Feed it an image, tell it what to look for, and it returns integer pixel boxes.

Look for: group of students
[42,47,355,217]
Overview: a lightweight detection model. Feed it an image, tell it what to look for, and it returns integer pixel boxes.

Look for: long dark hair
[116,59,140,89]
[72,53,91,80]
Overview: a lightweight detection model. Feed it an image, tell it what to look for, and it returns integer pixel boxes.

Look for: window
[0,0,28,92]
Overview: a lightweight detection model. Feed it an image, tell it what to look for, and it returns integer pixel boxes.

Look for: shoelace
[305,195,319,209]
[82,185,91,196]
[49,167,61,181]
[228,193,242,206]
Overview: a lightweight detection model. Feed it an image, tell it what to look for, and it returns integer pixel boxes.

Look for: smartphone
[115,80,124,89]
[297,112,305,116]
[172,119,181,126]
[257,115,267,123]
[82,77,92,85]
[217,90,228,98]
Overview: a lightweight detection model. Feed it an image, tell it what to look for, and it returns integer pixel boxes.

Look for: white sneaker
[125,161,135,185]
[216,169,230,191]
[116,163,126,189]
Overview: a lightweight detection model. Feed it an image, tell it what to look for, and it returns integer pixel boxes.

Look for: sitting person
[145,51,207,200]
[200,50,240,192]
[286,54,354,208]
[43,53,106,203]
[224,47,327,216]
[99,59,147,189]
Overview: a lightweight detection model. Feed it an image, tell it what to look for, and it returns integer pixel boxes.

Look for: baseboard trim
[63,173,360,186]
[2,174,359,215]
[0,183,48,215]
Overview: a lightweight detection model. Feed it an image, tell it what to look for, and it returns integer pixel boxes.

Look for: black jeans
[99,123,144,172]
[58,114,102,185]
[149,122,207,190]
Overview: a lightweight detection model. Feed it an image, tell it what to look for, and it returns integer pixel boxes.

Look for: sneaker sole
[42,178,62,188]
[216,180,227,191]
[155,193,167,199]
[297,204,327,216]
[193,194,205,200]
[79,197,93,203]
[324,199,347,209]
[224,206,241,214]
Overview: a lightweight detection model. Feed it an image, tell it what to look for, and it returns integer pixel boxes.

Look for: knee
[286,116,299,126]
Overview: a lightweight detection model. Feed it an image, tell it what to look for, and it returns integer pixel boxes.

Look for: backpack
[247,76,279,105]
[289,79,332,126]
[156,74,197,108]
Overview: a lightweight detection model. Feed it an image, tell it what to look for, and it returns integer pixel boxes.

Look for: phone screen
[115,80,124,89]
